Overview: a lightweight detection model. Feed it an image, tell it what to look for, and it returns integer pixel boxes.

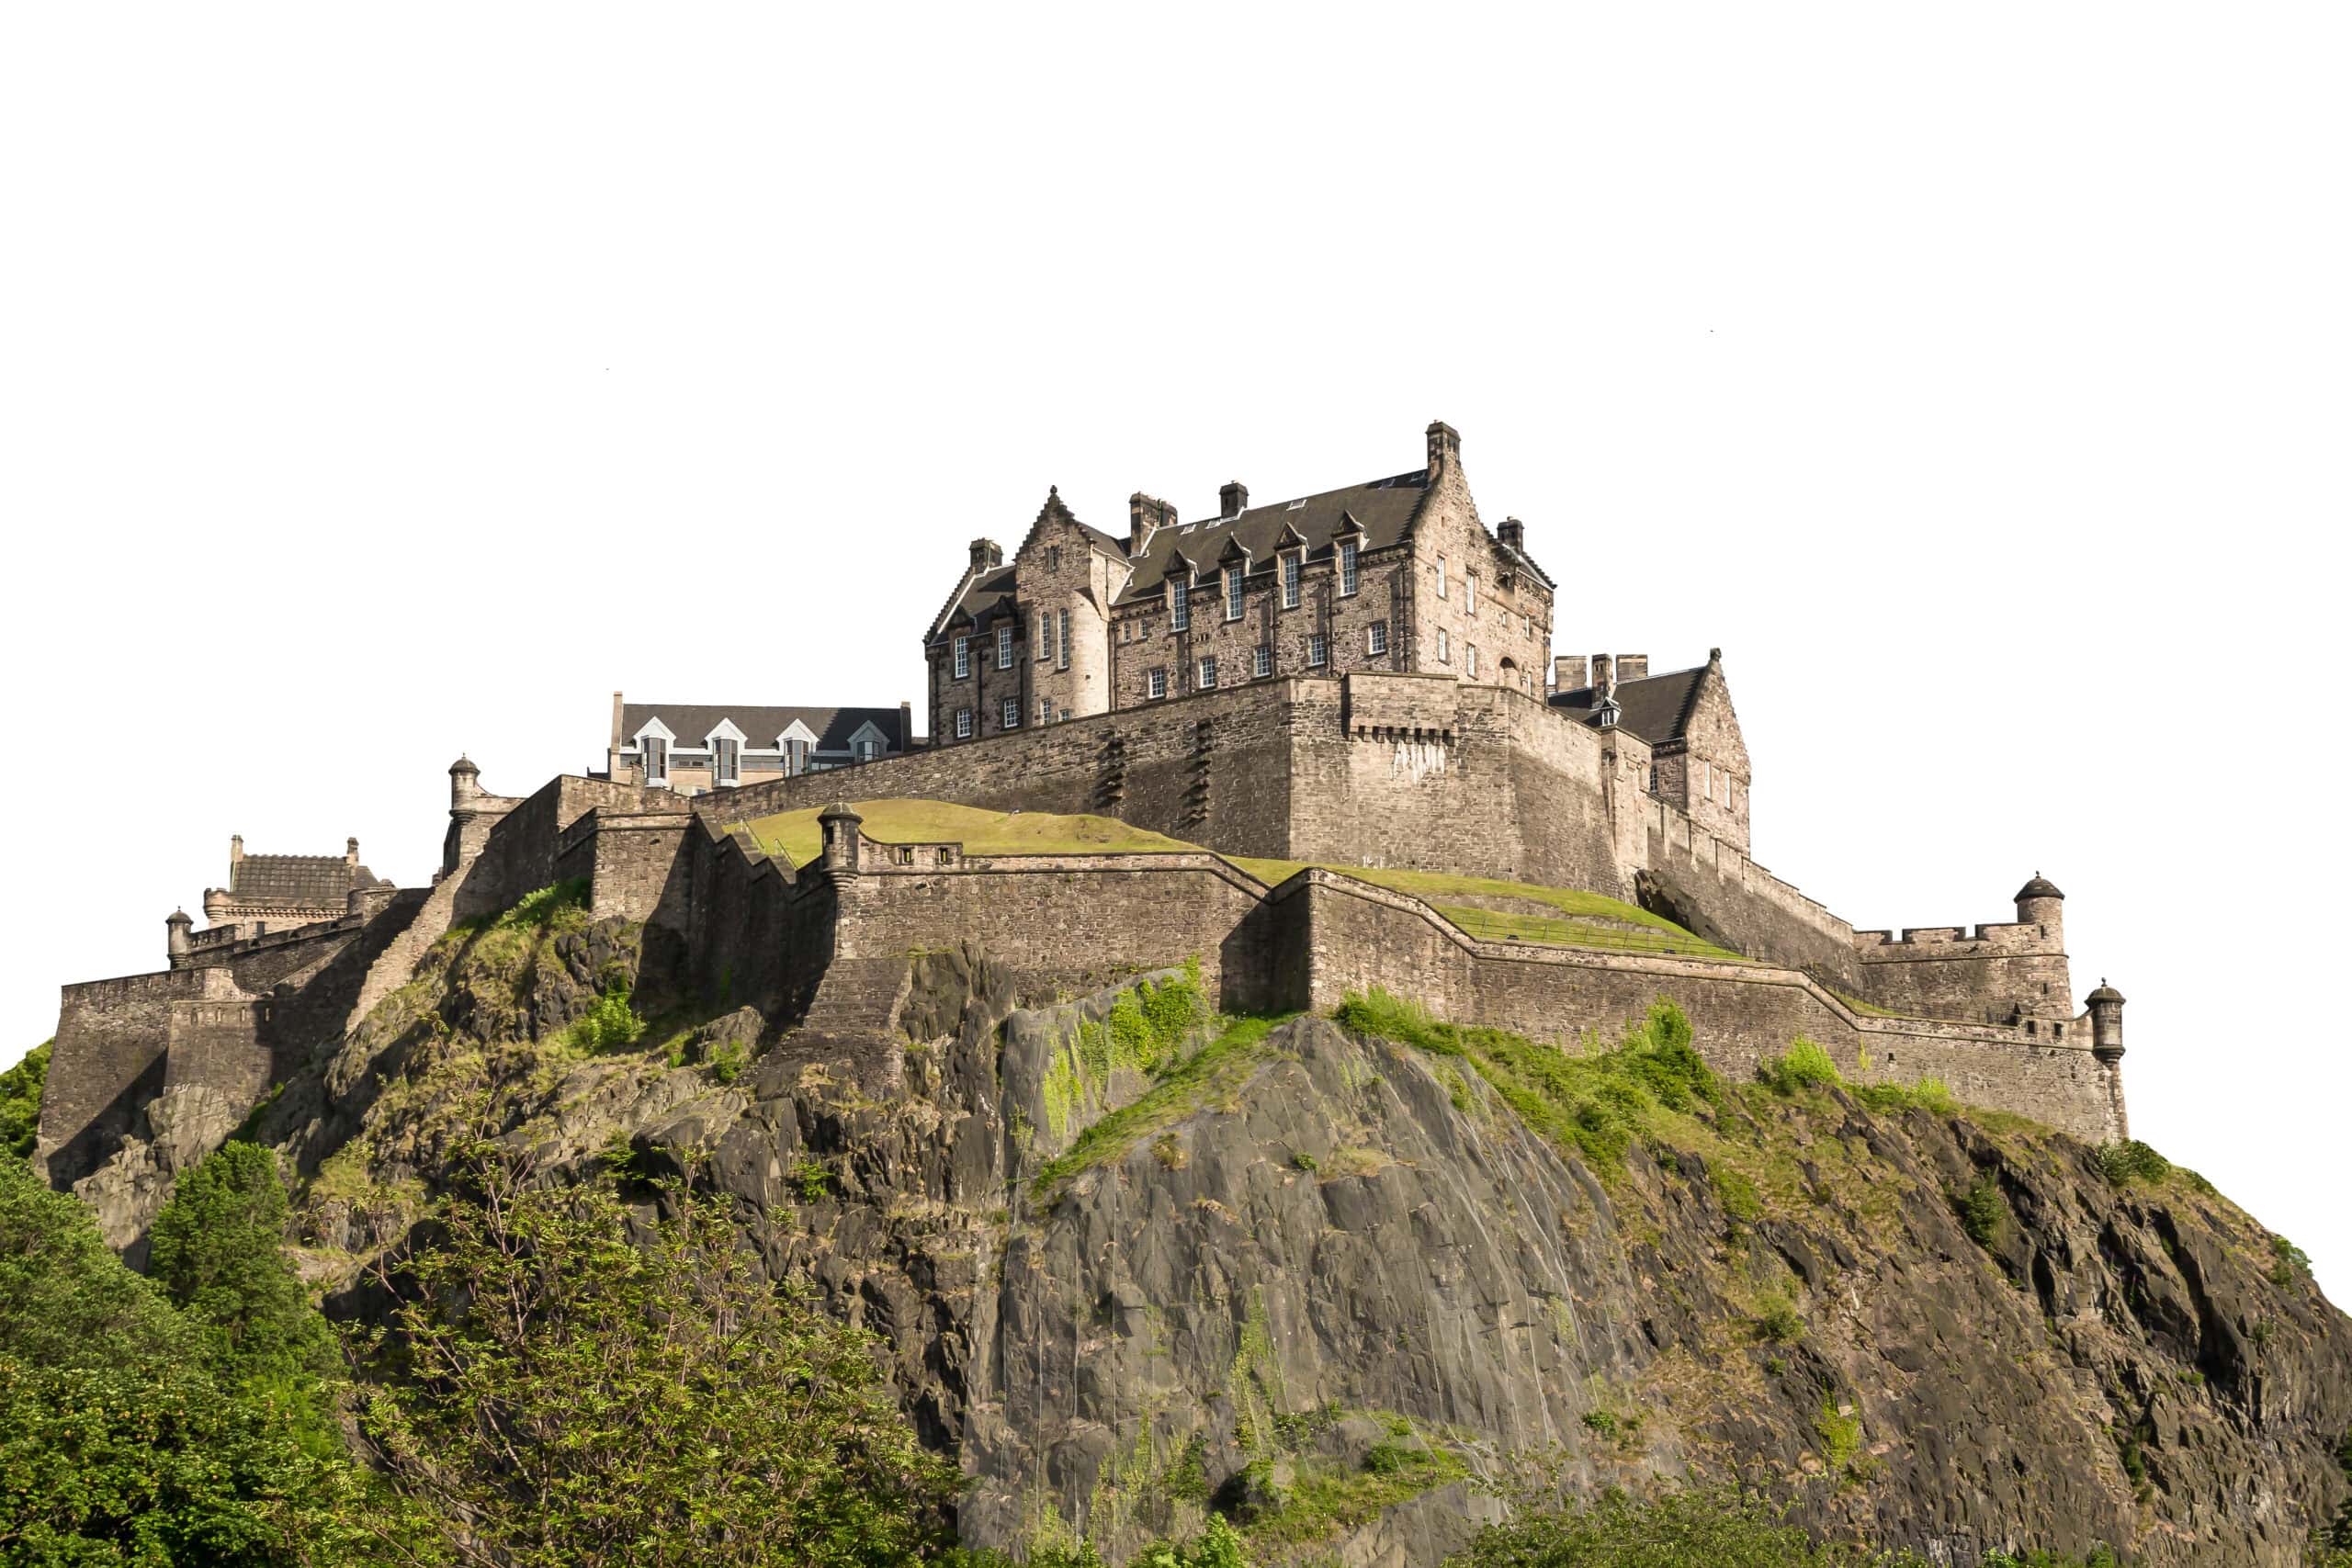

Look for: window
[1465,644,1478,680]
[1057,609,1070,671]
[1138,618,1152,638]
[1148,668,1168,699]
[1435,556,1447,598]
[1035,612,1048,660]
[955,707,973,739]
[1253,644,1272,678]
[1001,696,1019,729]
[642,736,668,784]
[1307,632,1328,668]
[1437,627,1450,664]
[713,737,739,784]
[1282,553,1301,609]
[1339,540,1359,596]
[1046,545,1061,571]
[897,846,915,865]
[953,636,969,680]
[997,625,1013,669]
[1039,697,1051,727]
[785,738,808,775]
[1198,656,1218,689]
[859,738,881,761]
[1368,620,1387,656]
[1465,573,1477,615]
[1226,566,1245,620]
[1170,580,1189,631]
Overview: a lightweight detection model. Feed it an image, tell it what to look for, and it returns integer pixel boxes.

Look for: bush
[1453,1481,1938,1565]
[0,1043,49,1163]
[1759,1039,1841,1095]
[565,982,646,1052]
[1752,1291,1805,1345]
[1958,1174,2009,1248]
[147,1141,335,1393]
[2270,1234,2313,1290]
[2097,1139,2172,1187]
[1854,1077,1959,1117]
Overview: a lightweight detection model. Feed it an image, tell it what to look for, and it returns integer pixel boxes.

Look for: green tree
[149,1140,334,1387]
[358,1141,960,1567]
[0,1152,379,1565]
[0,1043,48,1164]
[1448,1483,1929,1566]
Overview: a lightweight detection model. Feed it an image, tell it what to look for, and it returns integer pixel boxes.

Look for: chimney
[609,691,625,753]
[345,837,359,868]
[1219,481,1249,521]
[1554,654,1589,692]
[1617,654,1649,682]
[899,700,912,751]
[1426,420,1461,478]
[1129,492,1176,556]
[1497,517,1524,552]
[1591,652,1615,703]
[229,835,244,876]
[968,537,1002,574]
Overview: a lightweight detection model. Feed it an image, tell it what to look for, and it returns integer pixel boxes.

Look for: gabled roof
[231,854,390,907]
[619,704,909,754]
[1112,470,1432,605]
[1551,667,1706,744]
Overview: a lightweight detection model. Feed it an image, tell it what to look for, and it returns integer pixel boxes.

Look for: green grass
[722,799,1198,867]
[1031,1013,1295,1198]
[1433,904,1747,962]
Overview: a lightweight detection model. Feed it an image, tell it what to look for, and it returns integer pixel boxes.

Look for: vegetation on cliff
[0,1042,47,1163]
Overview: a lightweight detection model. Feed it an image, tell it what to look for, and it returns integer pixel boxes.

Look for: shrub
[2097,1139,2172,1187]
[2270,1234,2312,1290]
[565,983,646,1052]
[1290,1150,1318,1172]
[1814,1395,1862,1472]
[1759,1038,1841,1095]
[1959,1174,2009,1248]
[1753,1291,1805,1345]
[0,1042,49,1163]
[1453,1481,1933,1565]
[1854,1076,1959,1116]
[709,1034,749,1083]
[147,1141,335,1392]
[789,1157,831,1203]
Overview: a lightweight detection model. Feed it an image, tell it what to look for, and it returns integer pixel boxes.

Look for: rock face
[72,1083,241,1267]
[138,909,2352,1566]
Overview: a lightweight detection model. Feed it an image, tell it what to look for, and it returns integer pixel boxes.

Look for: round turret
[818,802,865,874]
[449,754,482,809]
[2086,978,2126,1060]
[165,908,193,965]
[2014,871,2065,940]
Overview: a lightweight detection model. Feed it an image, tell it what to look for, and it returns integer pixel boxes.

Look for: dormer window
[711,737,740,785]
[1282,553,1302,609]
[1170,580,1190,632]
[785,737,809,775]
[1226,566,1244,621]
[1339,540,1359,596]
[642,736,668,784]
[997,625,1013,669]
[953,636,970,680]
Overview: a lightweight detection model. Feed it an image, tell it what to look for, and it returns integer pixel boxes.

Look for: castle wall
[40,967,241,1186]
[1638,797,1865,987]
[1275,871,2122,1144]
[1852,923,2075,1030]
[160,998,272,1115]
[680,823,831,1025]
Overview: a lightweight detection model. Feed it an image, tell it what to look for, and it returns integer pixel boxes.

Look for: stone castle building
[38,418,2132,1207]
[182,835,391,949]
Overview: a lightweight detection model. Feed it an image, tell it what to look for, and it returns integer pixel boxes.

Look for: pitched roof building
[1552,648,1752,852]
[924,420,1560,743]
[200,835,392,937]
[604,694,915,794]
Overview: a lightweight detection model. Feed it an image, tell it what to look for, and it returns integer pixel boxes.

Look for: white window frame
[1148,668,1168,700]
[1253,644,1272,678]
[1001,695,1019,730]
[1307,632,1328,668]
[1339,540,1359,596]
[1282,552,1302,609]
[1368,620,1387,656]
[1465,573,1477,616]
[1225,565,1245,621]
[953,636,969,680]
[632,717,676,786]
[1057,608,1070,671]
[1170,579,1190,632]
[955,707,973,740]
[1435,556,1447,599]
[997,624,1013,669]
[1038,696,1051,726]
[1437,626,1450,664]
[1198,655,1217,690]
[1466,644,1478,680]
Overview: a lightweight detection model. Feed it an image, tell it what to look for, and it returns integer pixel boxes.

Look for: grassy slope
[725,799,1199,866]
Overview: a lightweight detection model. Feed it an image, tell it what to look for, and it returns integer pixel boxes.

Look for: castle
[35,420,2131,1201]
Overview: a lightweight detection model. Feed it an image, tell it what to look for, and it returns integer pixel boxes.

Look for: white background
[4,6,2346,1297]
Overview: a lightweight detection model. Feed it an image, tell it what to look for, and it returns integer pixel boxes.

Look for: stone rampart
[41,966,248,1186]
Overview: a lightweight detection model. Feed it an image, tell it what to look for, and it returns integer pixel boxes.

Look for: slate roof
[1550,667,1706,744]
[231,855,390,906]
[939,565,1022,637]
[620,703,909,754]
[1111,470,1431,605]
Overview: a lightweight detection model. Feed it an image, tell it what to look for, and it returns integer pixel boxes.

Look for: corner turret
[2086,980,2126,1060]
[819,802,864,876]
[449,754,482,810]
[165,908,192,967]
[2014,872,2064,942]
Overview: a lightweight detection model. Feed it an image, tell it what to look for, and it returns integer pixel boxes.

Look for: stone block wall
[40,967,244,1186]
[1853,922,2076,1031]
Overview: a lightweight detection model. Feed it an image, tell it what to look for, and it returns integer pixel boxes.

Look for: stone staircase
[794,955,911,1042]
[343,873,465,1033]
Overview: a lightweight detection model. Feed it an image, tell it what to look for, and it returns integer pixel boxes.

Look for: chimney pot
[1498,517,1524,551]
[1426,420,1461,478]
[1219,481,1249,520]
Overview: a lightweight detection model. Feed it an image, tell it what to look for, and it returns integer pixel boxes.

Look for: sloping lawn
[722,799,1198,868]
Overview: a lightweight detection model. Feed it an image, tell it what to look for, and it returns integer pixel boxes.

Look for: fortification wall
[160,998,272,1115]
[679,823,831,1026]
[1638,799,1864,987]
[1852,924,2075,1029]
[1275,871,2122,1143]
[40,967,244,1185]
[835,852,1283,1013]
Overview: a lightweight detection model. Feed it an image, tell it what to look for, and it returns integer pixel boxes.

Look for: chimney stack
[1129,492,1177,555]
[1426,420,1461,479]
[1219,481,1249,521]
[1555,654,1589,691]
[968,537,1002,574]
[229,835,244,876]
[1497,517,1525,552]
[345,837,359,868]
[1591,652,1615,704]
[899,700,912,751]
[1617,654,1649,682]
[609,691,625,754]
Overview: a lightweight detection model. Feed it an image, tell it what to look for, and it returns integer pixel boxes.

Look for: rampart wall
[41,967,246,1185]
[1852,923,2075,1030]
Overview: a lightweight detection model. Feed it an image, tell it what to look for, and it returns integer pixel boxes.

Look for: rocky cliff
[70,889,2352,1566]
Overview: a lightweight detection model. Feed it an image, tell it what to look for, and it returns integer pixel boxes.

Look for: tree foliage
[0,1043,48,1164]
[356,1142,961,1567]
[149,1140,335,1390]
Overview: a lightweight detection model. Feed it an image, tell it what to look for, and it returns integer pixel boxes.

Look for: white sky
[4,6,2346,1295]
